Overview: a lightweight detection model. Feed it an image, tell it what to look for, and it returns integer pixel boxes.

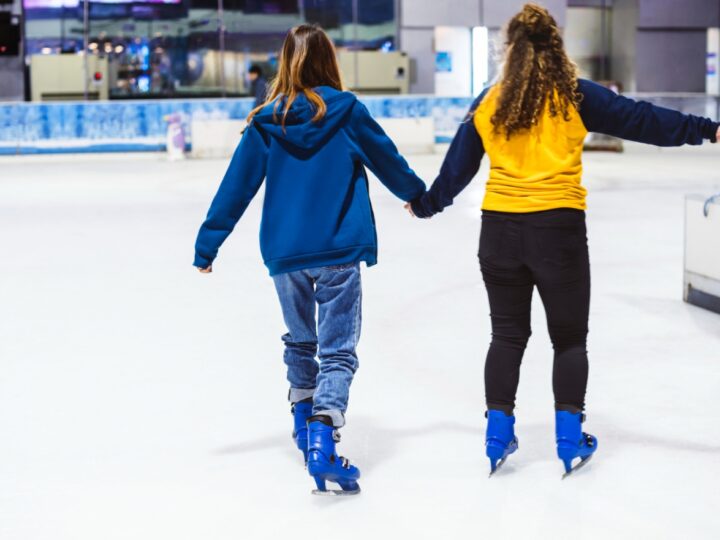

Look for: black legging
[479,209,590,415]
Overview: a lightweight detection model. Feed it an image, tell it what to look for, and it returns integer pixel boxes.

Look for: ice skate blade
[312,488,361,497]
[488,456,509,478]
[561,455,593,480]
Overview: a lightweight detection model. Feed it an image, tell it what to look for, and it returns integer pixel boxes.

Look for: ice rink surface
[1,143,719,540]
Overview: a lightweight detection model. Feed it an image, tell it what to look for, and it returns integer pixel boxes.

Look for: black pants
[479,209,590,415]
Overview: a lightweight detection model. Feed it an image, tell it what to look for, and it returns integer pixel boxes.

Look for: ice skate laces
[332,430,352,469]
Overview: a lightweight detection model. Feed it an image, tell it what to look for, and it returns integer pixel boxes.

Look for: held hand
[198,265,213,273]
[404,202,415,218]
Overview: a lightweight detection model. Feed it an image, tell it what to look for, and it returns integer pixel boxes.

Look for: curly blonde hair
[491,3,582,139]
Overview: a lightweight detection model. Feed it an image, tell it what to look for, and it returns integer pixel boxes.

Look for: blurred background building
[1,0,719,102]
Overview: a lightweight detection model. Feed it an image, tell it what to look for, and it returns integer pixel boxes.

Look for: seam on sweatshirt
[265,244,376,265]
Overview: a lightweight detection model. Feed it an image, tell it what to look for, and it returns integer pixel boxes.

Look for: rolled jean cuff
[314,409,345,428]
[288,387,315,403]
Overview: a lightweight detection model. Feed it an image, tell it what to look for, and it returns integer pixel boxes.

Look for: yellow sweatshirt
[473,85,588,213]
[410,79,718,218]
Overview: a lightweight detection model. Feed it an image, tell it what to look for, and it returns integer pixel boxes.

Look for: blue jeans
[272,263,362,427]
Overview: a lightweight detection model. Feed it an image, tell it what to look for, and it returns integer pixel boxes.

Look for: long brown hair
[491,3,581,139]
[246,24,343,128]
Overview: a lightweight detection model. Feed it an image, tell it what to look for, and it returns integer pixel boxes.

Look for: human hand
[716,125,720,143]
[404,202,415,217]
[197,265,213,273]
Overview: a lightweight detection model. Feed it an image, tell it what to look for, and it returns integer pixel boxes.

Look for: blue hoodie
[194,87,426,275]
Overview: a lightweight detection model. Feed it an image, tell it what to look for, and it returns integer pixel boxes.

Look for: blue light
[137,75,150,93]
[140,44,150,70]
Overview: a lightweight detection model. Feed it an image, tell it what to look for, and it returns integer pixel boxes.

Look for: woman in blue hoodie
[193,24,426,495]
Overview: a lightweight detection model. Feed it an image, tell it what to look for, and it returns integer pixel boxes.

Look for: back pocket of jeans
[478,218,507,260]
[536,226,586,266]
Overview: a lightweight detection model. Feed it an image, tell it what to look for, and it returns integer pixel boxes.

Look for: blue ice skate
[291,399,313,462]
[486,410,519,476]
[307,416,361,496]
[555,411,597,478]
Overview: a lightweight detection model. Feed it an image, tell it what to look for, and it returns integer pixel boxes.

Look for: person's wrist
[410,195,437,219]
[409,197,425,218]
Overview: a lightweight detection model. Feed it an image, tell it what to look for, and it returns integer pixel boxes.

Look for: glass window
[22,0,399,101]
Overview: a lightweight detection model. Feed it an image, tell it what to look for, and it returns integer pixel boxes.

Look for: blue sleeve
[410,89,488,218]
[578,79,719,146]
[193,124,269,268]
[348,102,426,201]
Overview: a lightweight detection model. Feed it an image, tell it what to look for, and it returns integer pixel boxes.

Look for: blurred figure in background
[248,64,268,107]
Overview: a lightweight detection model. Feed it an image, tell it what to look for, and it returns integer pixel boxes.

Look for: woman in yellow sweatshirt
[410,3,719,477]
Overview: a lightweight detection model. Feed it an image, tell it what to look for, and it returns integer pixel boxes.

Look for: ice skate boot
[486,410,519,477]
[306,416,360,496]
[555,410,597,478]
[291,398,313,462]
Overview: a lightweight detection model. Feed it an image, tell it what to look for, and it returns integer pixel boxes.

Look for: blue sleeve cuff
[193,253,214,268]
[706,122,719,143]
[410,194,438,219]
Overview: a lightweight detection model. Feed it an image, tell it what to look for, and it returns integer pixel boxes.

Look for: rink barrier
[190,119,247,159]
[376,117,436,154]
[2,94,716,156]
[188,115,436,158]
[0,95,473,156]
[684,194,720,315]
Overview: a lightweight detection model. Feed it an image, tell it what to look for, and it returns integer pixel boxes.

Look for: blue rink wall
[0,96,474,155]
[2,94,716,156]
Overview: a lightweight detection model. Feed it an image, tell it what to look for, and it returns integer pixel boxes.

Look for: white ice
[1,144,719,540]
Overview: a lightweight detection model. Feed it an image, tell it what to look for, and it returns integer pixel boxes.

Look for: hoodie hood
[252,86,357,152]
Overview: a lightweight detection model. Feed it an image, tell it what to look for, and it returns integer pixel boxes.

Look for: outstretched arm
[349,102,426,201]
[578,79,719,146]
[194,124,269,269]
[410,90,488,219]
